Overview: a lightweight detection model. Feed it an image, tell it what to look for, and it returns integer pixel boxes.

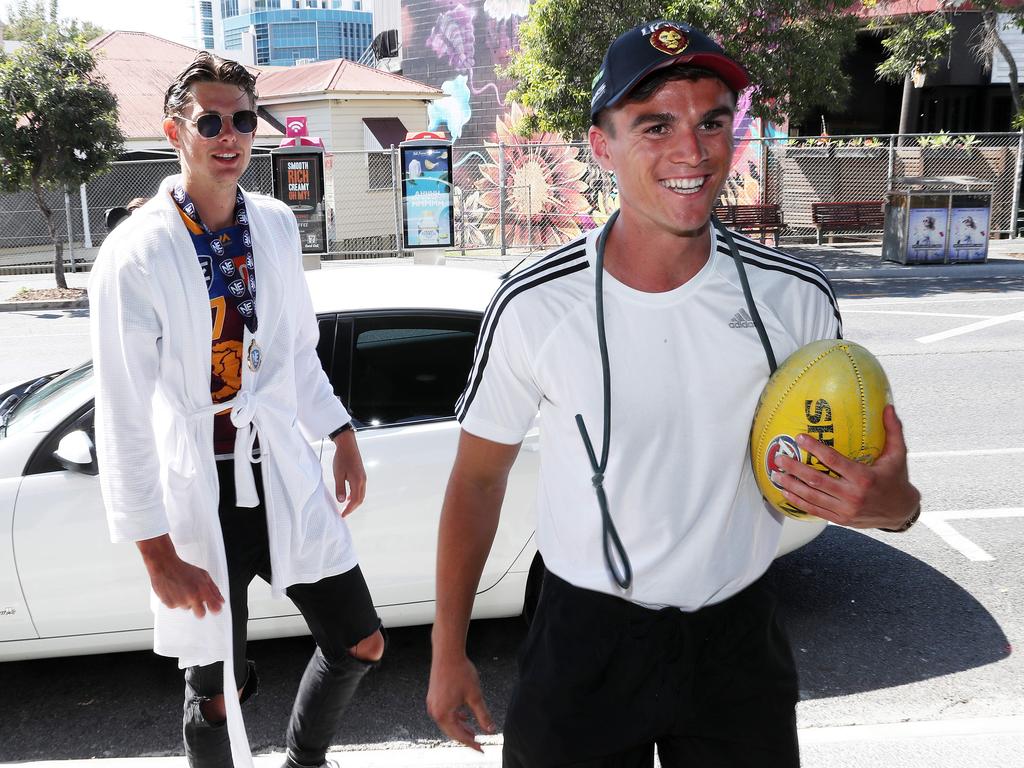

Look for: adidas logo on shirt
[729,309,755,328]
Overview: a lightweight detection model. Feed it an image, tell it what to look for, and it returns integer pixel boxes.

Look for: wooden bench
[713,203,784,244]
[811,200,885,244]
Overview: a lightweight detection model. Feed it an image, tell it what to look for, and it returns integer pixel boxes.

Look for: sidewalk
[2,239,1023,311]
[4,716,1022,767]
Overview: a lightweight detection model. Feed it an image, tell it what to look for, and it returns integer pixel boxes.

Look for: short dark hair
[593,63,737,135]
[163,51,258,116]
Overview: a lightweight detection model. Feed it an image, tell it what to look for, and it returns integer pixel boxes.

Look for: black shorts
[502,571,800,768]
[185,460,380,696]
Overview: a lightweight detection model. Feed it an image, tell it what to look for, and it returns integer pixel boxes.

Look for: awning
[363,117,408,150]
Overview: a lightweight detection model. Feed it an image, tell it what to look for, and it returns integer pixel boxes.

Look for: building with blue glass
[214,1,374,67]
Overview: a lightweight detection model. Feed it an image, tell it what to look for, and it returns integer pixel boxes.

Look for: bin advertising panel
[906,195,949,263]
[400,143,454,248]
[272,149,327,254]
[948,194,991,263]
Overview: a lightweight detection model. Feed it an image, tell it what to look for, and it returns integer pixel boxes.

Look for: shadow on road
[773,525,1010,699]
[0,612,526,761]
[833,273,1024,300]
[0,527,1009,760]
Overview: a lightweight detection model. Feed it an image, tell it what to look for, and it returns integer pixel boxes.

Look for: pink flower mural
[473,104,591,247]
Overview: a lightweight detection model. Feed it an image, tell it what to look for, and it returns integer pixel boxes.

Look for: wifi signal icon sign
[286,117,307,136]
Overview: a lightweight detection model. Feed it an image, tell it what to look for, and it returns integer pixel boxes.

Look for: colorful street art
[402,0,779,248]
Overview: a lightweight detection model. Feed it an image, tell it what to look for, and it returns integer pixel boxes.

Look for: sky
[1,0,197,46]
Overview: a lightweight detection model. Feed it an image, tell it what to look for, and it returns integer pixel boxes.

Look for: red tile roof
[87,31,440,143]
[257,58,442,100]
[88,31,280,142]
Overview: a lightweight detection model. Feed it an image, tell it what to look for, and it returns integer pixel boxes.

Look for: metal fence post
[79,183,92,249]
[459,188,466,256]
[64,187,75,273]
[1012,131,1024,238]
[391,145,403,257]
[526,184,532,252]
[498,141,507,256]
[758,134,768,205]
[886,134,896,190]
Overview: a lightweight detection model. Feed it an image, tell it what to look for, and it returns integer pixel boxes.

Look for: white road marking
[841,309,990,319]
[921,518,995,561]
[927,507,1024,520]
[841,294,1024,306]
[920,507,1024,561]
[909,447,1024,458]
[916,309,1024,344]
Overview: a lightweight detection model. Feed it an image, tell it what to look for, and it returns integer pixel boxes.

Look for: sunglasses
[176,109,259,138]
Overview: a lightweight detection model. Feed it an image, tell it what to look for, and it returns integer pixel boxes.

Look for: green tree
[0,34,123,287]
[872,1,1023,127]
[502,0,862,139]
[2,0,104,43]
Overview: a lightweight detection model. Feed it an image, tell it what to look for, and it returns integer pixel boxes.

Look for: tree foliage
[0,33,123,287]
[2,0,104,43]
[871,1,1023,124]
[501,0,862,139]
[872,12,955,84]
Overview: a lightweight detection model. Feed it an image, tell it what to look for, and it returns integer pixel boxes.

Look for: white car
[0,265,825,662]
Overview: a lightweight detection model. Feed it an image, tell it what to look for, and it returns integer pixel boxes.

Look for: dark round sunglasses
[176,109,259,138]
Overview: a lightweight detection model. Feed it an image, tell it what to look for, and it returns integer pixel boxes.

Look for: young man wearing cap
[426,20,919,767]
[90,52,384,768]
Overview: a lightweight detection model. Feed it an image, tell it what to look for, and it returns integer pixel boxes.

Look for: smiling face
[589,75,735,240]
[163,81,254,199]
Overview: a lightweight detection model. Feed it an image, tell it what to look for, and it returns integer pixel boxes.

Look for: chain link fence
[1,132,1020,271]
[761,132,1022,238]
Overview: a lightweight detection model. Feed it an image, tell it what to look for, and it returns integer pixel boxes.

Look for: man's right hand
[427,431,518,751]
[136,534,224,618]
[426,652,495,752]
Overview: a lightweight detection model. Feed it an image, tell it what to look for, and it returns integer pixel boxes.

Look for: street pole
[897,72,913,148]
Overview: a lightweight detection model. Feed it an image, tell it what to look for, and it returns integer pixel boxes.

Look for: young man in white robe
[90,52,384,768]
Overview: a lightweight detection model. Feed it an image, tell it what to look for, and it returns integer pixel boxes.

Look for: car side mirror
[54,430,99,476]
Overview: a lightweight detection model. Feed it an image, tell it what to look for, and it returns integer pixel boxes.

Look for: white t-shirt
[457,225,842,610]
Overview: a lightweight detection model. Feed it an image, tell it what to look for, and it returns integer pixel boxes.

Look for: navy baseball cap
[590,21,750,122]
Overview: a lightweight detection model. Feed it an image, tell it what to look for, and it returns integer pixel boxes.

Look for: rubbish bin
[882,176,993,265]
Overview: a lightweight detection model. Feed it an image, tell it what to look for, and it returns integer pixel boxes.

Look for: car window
[347,312,481,427]
[5,361,93,438]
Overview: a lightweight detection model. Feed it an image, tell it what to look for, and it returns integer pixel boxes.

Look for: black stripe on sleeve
[718,237,843,335]
[455,256,588,421]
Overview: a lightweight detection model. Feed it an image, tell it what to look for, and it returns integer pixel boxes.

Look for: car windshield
[3,361,93,438]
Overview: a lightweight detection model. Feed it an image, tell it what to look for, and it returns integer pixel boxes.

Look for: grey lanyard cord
[575,211,777,591]
[715,215,778,374]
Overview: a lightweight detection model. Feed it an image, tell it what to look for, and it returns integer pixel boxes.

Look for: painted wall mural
[401,0,777,248]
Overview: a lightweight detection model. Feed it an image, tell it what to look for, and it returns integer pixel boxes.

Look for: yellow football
[750,339,892,520]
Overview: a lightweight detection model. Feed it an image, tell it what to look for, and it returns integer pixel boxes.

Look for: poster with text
[401,144,454,248]
[948,201,990,262]
[906,206,948,263]
[272,151,327,254]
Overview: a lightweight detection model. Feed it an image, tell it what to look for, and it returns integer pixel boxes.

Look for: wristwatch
[880,504,921,533]
[328,422,354,440]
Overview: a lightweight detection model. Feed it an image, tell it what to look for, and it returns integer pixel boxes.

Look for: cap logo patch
[649,24,688,55]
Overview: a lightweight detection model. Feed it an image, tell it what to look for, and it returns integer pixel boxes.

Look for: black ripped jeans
[183,460,382,768]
